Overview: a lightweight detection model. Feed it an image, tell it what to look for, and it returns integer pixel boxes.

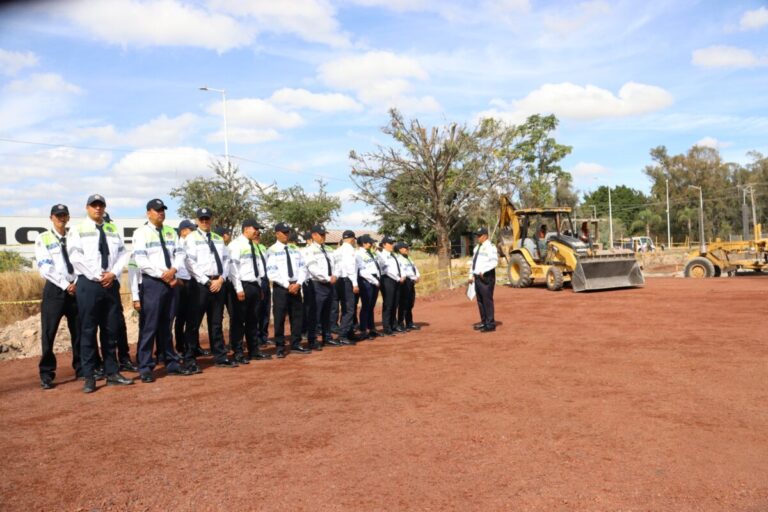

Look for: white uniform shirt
[378,249,403,281]
[356,247,381,286]
[68,219,129,281]
[132,222,185,278]
[304,243,336,283]
[397,253,420,281]
[470,239,499,277]
[228,234,265,293]
[336,242,358,287]
[185,228,229,285]
[175,236,192,281]
[266,241,307,289]
[34,228,76,290]
[127,256,141,301]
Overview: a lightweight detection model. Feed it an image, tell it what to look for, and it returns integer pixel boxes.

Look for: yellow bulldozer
[684,224,768,278]
[496,196,645,292]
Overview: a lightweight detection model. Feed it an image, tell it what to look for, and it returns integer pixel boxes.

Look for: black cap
[342,229,356,239]
[195,207,213,218]
[395,242,409,251]
[303,230,312,240]
[274,222,291,233]
[86,193,106,206]
[50,204,69,216]
[381,235,396,245]
[146,198,168,211]
[311,224,327,235]
[357,234,372,245]
[213,226,230,237]
[242,218,263,230]
[475,227,488,236]
[178,219,196,231]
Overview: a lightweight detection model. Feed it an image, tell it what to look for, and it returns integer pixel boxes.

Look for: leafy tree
[582,185,649,230]
[0,250,30,272]
[253,179,341,233]
[676,206,697,243]
[631,208,663,238]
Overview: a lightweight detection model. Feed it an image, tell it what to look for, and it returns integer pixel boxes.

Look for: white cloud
[0,48,39,75]
[0,73,83,132]
[569,162,609,177]
[318,51,440,112]
[269,88,362,112]
[77,113,199,147]
[740,6,768,31]
[477,81,673,123]
[209,98,304,129]
[50,0,255,52]
[694,136,731,150]
[209,127,280,144]
[4,72,82,94]
[334,208,376,229]
[542,0,609,35]
[0,147,111,185]
[331,187,358,202]
[691,45,767,68]
[208,0,350,47]
[112,147,213,179]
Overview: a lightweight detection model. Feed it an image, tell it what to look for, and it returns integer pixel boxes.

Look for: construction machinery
[496,196,645,292]
[684,224,768,277]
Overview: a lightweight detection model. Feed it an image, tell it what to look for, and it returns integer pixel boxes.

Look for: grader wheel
[684,257,715,278]
[546,266,564,291]
[508,253,533,288]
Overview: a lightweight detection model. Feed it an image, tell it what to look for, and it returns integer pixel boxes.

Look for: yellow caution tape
[0,299,42,305]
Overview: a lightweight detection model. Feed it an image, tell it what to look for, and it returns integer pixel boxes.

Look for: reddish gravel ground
[1,277,767,511]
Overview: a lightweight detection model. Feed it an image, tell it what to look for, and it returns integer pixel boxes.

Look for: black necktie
[207,232,223,275]
[370,250,381,275]
[392,252,401,277]
[472,245,480,271]
[60,236,74,275]
[320,245,332,275]
[157,227,171,269]
[249,240,259,278]
[285,245,294,279]
[96,223,109,270]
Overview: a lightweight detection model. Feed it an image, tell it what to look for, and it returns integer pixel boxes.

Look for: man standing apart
[378,236,404,335]
[68,194,134,393]
[469,227,498,332]
[267,223,309,358]
[184,208,237,369]
[304,224,336,349]
[335,230,358,344]
[132,199,192,382]
[228,219,272,363]
[35,204,80,389]
[395,242,420,331]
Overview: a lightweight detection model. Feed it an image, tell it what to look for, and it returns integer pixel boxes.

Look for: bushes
[0,250,31,272]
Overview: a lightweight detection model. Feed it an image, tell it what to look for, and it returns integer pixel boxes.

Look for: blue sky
[1,0,767,227]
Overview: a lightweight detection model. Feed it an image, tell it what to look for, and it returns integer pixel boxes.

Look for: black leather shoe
[473,322,484,330]
[382,330,395,336]
[40,377,55,390]
[368,330,382,338]
[185,362,203,374]
[193,348,211,357]
[94,368,105,381]
[394,326,407,333]
[215,358,238,367]
[480,325,496,333]
[291,345,312,353]
[167,367,194,376]
[83,377,96,393]
[234,354,250,365]
[338,338,357,346]
[107,373,134,386]
[308,342,323,351]
[407,324,421,331]
[140,373,155,383]
[118,360,139,373]
[325,339,343,347]
[276,348,286,358]
[249,352,273,360]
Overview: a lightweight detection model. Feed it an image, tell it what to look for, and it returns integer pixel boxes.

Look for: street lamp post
[689,185,706,254]
[608,185,614,249]
[199,86,230,170]
[665,178,671,248]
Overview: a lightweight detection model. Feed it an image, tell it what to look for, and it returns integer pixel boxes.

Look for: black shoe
[338,338,357,346]
[107,373,134,386]
[291,345,312,354]
[140,373,155,383]
[382,330,395,336]
[325,339,343,347]
[40,377,55,390]
[215,358,238,368]
[234,354,250,365]
[167,367,194,376]
[248,352,273,360]
[480,325,496,333]
[368,330,382,338]
[394,326,407,333]
[118,360,138,373]
[193,348,211,357]
[94,368,105,381]
[407,324,420,331]
[276,348,286,359]
[308,342,323,351]
[185,362,203,374]
[473,322,484,330]
[83,377,96,393]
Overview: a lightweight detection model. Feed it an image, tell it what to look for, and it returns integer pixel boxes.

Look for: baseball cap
[381,235,396,245]
[178,219,197,231]
[195,207,213,219]
[310,224,327,235]
[475,227,489,236]
[274,222,291,233]
[303,230,312,241]
[242,218,263,230]
[146,198,168,211]
[395,242,409,251]
[342,229,356,239]
[86,194,106,206]
[50,204,69,216]
[213,226,230,237]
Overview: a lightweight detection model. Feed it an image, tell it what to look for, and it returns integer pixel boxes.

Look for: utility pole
[689,185,706,254]
[608,186,614,249]
[748,185,757,239]
[665,178,671,248]
[740,186,749,240]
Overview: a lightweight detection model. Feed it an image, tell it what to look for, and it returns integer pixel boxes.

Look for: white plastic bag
[466,282,476,301]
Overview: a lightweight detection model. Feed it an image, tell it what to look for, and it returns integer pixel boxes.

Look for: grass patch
[0,271,45,327]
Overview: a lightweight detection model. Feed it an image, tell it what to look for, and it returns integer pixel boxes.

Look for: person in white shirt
[335,230,359,344]
[67,194,134,393]
[300,231,316,347]
[184,207,236,370]
[304,224,337,348]
[378,236,405,335]
[266,222,309,357]
[395,242,420,331]
[132,199,192,382]
[469,227,499,332]
[355,234,381,340]
[227,218,272,363]
[173,219,200,356]
[34,203,80,389]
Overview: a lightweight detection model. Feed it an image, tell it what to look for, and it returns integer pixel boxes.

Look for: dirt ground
[1,277,767,511]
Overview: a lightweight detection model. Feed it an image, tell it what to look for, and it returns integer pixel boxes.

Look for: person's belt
[242,279,260,285]
[311,278,331,284]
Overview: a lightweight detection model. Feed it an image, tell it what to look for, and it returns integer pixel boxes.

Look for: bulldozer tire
[684,257,715,278]
[508,253,533,288]
[545,266,564,291]
[713,265,722,277]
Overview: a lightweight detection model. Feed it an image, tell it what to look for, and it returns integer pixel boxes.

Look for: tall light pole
[199,86,230,170]
[665,178,671,248]
[689,185,706,254]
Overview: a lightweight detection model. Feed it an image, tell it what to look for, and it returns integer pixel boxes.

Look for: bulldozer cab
[516,210,576,262]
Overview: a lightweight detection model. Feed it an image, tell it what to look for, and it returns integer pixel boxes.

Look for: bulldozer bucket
[571,254,645,292]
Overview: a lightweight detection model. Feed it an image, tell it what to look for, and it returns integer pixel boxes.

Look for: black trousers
[39,281,80,379]
[338,278,356,338]
[174,278,195,353]
[95,299,131,368]
[187,280,228,362]
[475,269,496,327]
[380,276,400,332]
[397,279,416,327]
[230,281,262,356]
[137,276,182,374]
[223,280,234,345]
[76,276,121,378]
[302,281,316,340]
[358,278,379,332]
[330,280,343,329]
[256,278,271,343]
[272,285,302,347]
[313,281,333,342]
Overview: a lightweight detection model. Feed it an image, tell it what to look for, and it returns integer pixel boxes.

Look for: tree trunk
[435,222,452,288]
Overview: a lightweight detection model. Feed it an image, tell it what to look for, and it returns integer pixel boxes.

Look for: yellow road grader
[496,196,644,292]
[684,224,768,278]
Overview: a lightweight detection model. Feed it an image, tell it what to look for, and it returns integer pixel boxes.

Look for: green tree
[253,179,341,233]
[676,206,697,243]
[582,185,649,230]
[631,208,662,238]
